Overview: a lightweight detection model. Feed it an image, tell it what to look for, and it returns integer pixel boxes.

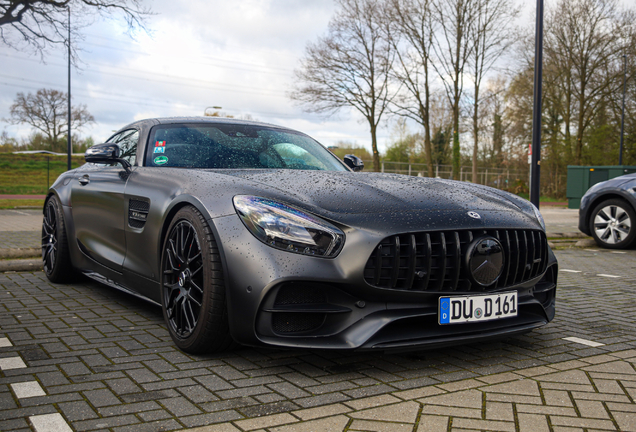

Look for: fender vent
[128,199,150,229]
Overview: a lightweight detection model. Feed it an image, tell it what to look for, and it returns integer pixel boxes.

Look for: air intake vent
[272,313,325,333]
[363,229,548,293]
[274,285,326,306]
[128,199,150,229]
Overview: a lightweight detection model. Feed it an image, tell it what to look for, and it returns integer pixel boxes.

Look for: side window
[272,143,327,170]
[106,132,122,143]
[115,130,139,166]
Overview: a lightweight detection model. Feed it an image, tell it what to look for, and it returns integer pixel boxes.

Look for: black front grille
[363,229,548,292]
[128,199,150,229]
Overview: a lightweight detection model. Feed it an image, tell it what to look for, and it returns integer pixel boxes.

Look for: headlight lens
[233,196,344,257]
[532,203,546,230]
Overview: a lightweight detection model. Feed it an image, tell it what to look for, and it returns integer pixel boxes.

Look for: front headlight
[233,196,344,257]
[531,203,546,230]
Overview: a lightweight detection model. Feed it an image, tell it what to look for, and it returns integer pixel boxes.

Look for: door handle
[78,175,90,186]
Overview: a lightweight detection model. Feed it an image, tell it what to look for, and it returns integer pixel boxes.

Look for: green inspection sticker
[154,155,168,165]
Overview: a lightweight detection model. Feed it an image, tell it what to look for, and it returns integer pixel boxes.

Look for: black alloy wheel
[590,198,636,249]
[42,200,58,274]
[42,196,74,282]
[160,206,234,353]
[163,219,204,339]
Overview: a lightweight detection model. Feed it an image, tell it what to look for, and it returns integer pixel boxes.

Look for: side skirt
[82,271,161,307]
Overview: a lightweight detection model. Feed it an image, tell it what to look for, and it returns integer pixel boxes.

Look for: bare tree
[545,0,631,164]
[385,0,436,177]
[290,0,396,172]
[468,0,519,183]
[0,0,150,60]
[8,88,94,151]
[431,0,476,180]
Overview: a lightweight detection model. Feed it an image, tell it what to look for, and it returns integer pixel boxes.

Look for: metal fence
[365,161,567,198]
[372,161,523,190]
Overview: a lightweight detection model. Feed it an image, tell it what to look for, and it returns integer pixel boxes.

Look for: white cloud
[1,0,396,154]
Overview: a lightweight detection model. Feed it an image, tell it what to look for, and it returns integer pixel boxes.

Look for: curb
[546,231,588,239]
[0,259,42,272]
[0,248,40,259]
[574,238,597,247]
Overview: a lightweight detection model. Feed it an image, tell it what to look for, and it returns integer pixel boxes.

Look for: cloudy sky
[1,1,383,149]
[0,0,550,153]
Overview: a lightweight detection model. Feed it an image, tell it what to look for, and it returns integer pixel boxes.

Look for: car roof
[117,116,289,132]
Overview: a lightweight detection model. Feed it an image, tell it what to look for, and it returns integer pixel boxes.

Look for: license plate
[439,291,518,324]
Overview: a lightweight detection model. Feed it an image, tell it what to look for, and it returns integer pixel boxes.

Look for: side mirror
[344,154,364,172]
[85,143,131,173]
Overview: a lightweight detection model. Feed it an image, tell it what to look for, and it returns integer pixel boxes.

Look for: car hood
[202,170,542,231]
[216,170,522,214]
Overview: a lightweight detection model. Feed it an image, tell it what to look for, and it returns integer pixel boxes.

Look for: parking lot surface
[0,246,635,431]
[0,210,41,250]
[540,207,579,233]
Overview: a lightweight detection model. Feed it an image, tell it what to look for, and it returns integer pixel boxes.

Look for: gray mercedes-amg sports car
[42,117,558,353]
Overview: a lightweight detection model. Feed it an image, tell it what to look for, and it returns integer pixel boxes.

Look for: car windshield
[145,123,348,171]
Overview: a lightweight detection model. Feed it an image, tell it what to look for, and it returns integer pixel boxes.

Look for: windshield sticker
[153,146,165,154]
[155,140,166,147]
[154,155,168,165]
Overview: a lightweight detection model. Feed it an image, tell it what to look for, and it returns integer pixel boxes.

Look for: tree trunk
[451,1,463,181]
[424,122,434,177]
[472,82,480,183]
[575,94,585,165]
[424,61,434,178]
[564,76,573,164]
[452,103,460,180]
[452,128,460,180]
[493,113,503,164]
[420,99,434,177]
[370,122,381,172]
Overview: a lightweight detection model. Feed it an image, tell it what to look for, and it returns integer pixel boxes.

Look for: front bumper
[212,214,558,350]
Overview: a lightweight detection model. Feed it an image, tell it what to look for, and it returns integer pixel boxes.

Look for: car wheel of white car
[589,199,636,249]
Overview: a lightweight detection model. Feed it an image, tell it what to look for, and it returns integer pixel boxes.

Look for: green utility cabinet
[566,165,636,209]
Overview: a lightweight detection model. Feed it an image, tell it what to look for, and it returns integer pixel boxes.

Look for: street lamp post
[619,54,627,166]
[530,0,544,208]
[67,6,72,171]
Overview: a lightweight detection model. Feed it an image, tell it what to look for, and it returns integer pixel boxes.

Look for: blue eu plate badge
[439,298,451,324]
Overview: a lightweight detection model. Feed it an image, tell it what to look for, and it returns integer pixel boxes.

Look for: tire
[160,206,234,354]
[589,198,636,249]
[42,195,76,282]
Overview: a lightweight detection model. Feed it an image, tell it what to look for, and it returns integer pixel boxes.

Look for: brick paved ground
[0,210,41,250]
[0,232,40,250]
[0,210,41,232]
[0,247,635,431]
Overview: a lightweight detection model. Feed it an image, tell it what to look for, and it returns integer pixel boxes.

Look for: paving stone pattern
[0,210,41,250]
[0,248,634,431]
[0,210,41,232]
[0,231,40,250]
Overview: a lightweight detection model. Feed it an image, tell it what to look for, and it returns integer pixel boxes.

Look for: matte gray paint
[46,116,557,350]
